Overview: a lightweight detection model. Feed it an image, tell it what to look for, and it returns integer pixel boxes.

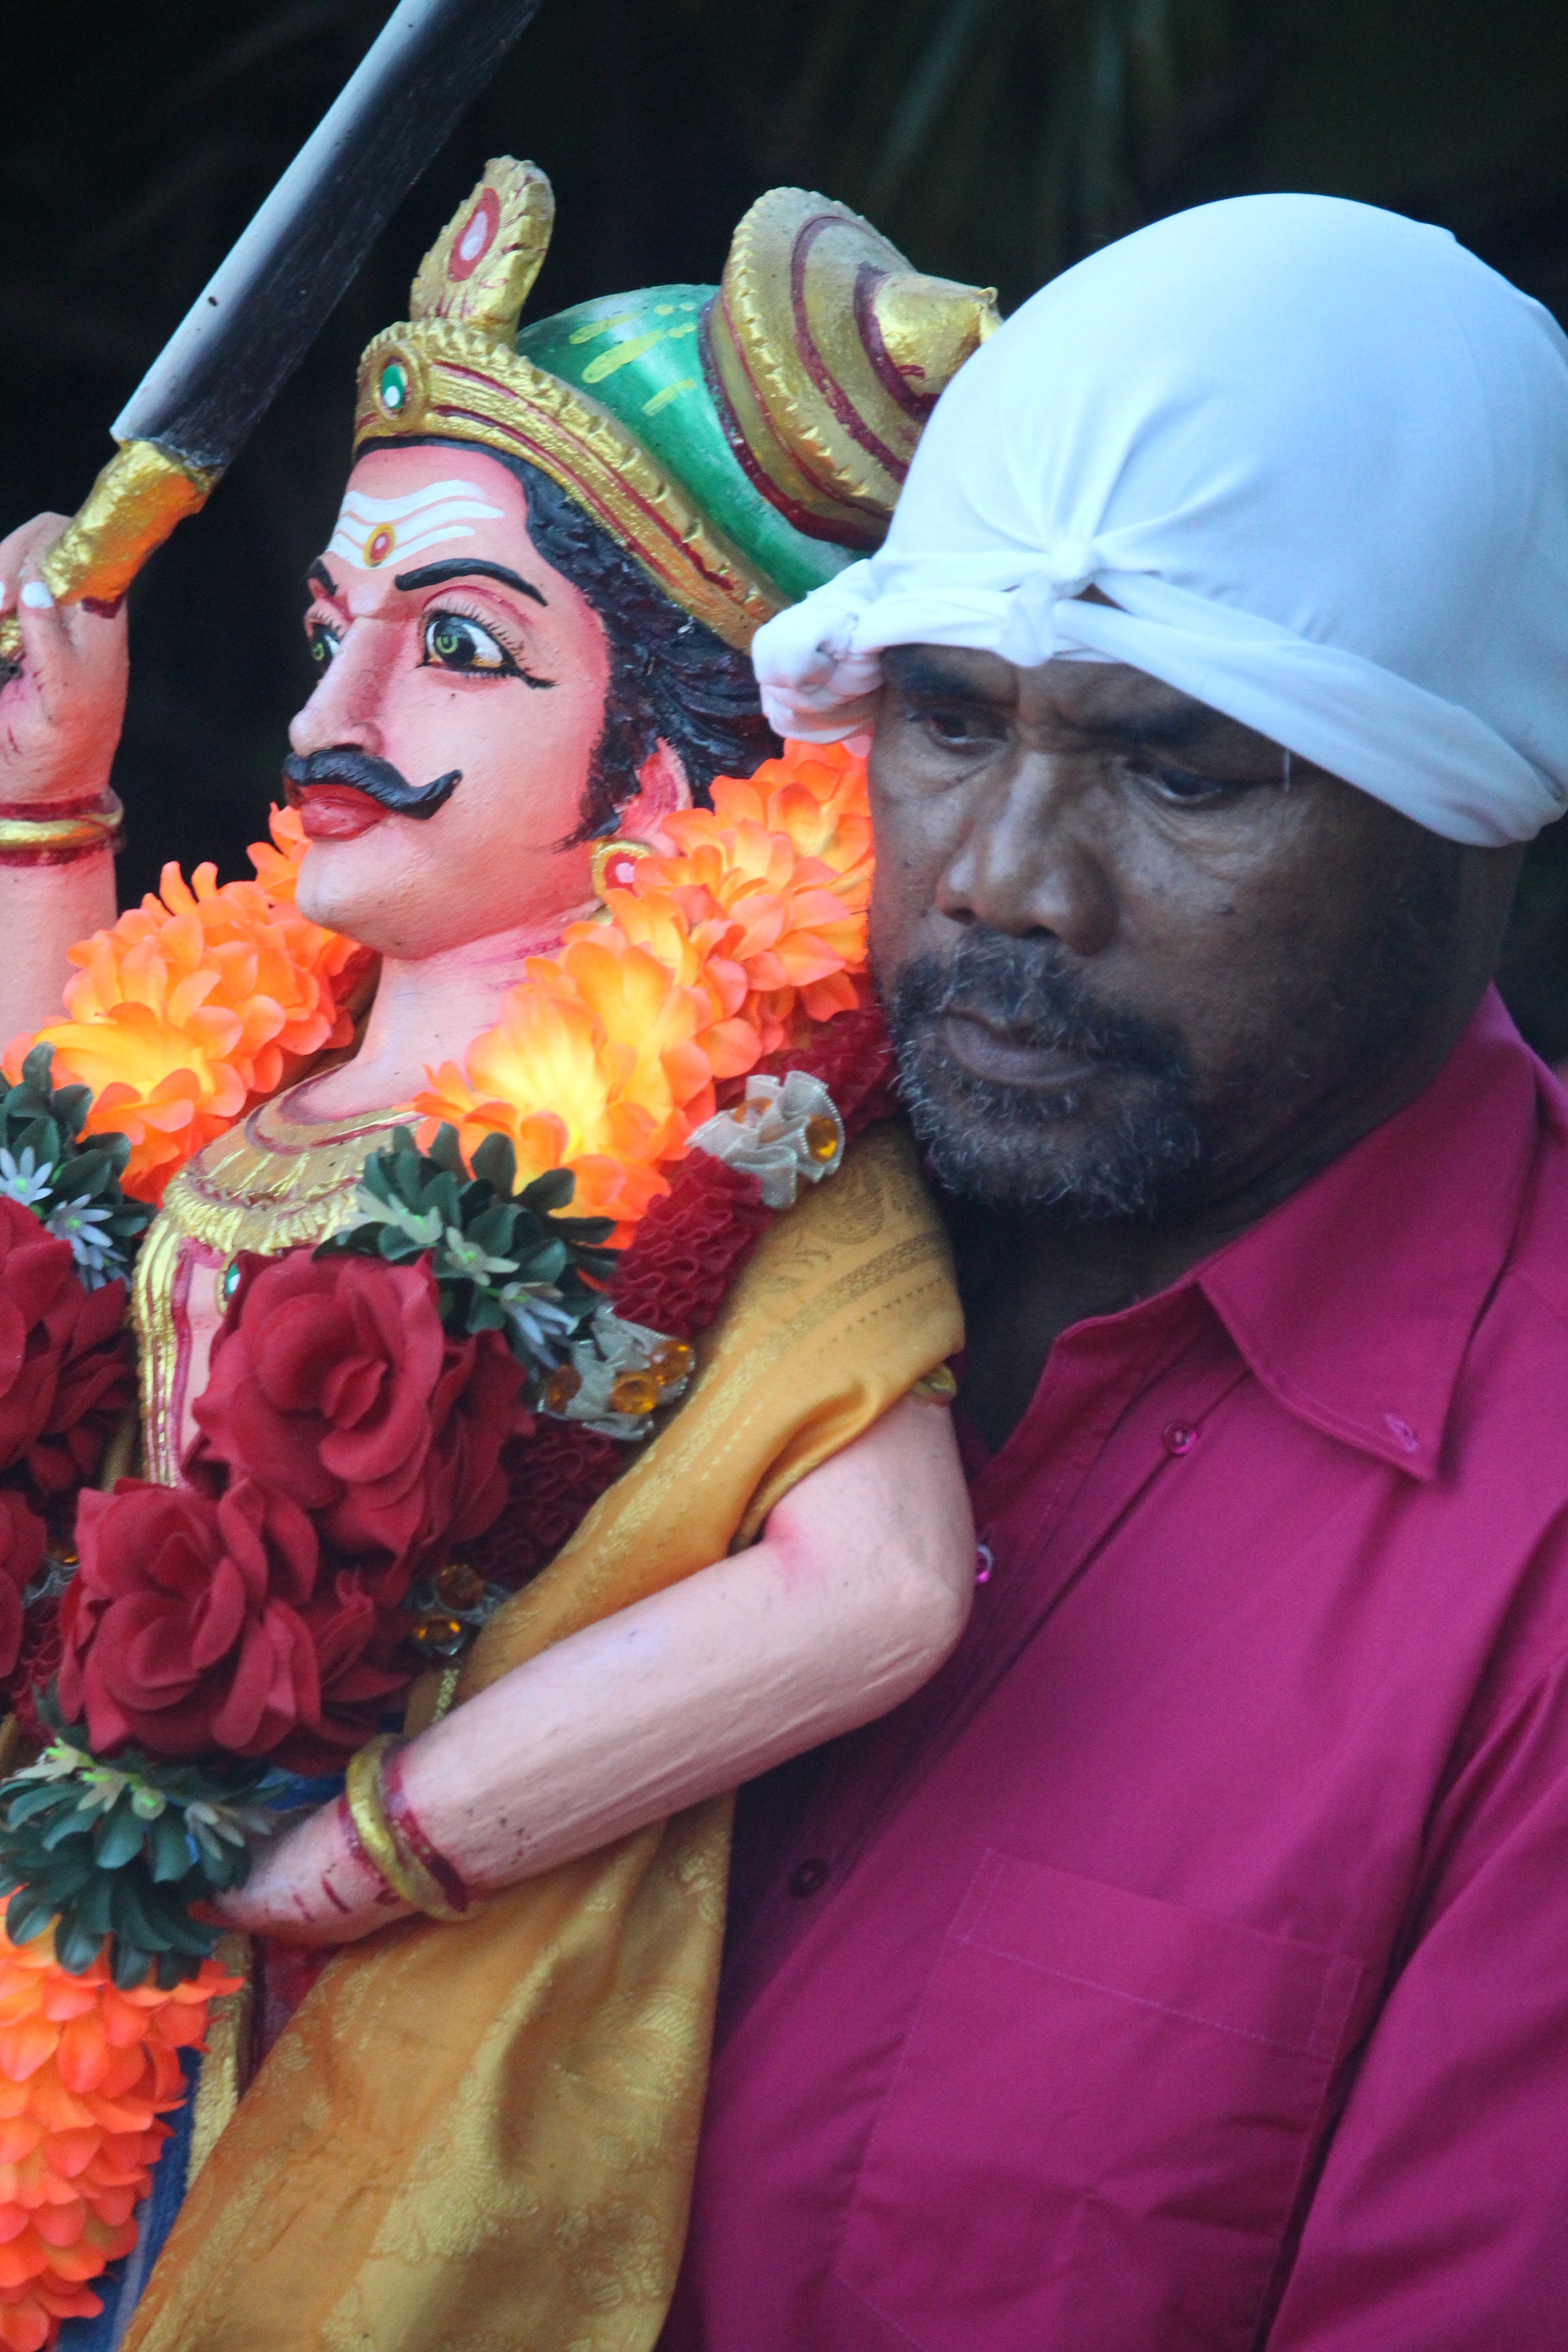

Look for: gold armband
[344,1733,485,1923]
[0,789,125,862]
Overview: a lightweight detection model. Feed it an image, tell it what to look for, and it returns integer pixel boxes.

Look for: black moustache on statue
[281,746,462,819]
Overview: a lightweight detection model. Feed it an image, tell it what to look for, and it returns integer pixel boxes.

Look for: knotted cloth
[753,195,1568,847]
[120,1123,961,2352]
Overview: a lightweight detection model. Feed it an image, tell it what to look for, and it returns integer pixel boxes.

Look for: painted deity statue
[0,163,994,2351]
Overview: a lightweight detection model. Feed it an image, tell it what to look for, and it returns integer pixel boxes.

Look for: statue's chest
[130,1092,407,1482]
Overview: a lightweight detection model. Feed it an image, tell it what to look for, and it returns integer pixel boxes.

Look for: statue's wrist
[343,1733,488,1923]
[0,786,123,865]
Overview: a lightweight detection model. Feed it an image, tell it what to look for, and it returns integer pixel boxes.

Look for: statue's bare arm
[218,1392,976,1942]
[0,515,126,1043]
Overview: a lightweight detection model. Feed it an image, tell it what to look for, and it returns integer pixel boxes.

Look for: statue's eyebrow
[306,559,339,600]
[393,557,547,606]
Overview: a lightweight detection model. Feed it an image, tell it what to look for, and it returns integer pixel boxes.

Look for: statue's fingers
[0,514,72,612]
[12,568,76,689]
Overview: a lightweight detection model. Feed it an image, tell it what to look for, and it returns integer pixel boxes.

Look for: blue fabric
[56,2044,201,2352]
[52,1765,353,2342]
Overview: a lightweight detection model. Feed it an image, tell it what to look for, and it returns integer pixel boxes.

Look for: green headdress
[353,160,999,649]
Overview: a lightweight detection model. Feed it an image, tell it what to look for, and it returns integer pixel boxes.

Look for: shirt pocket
[832,1849,1362,2352]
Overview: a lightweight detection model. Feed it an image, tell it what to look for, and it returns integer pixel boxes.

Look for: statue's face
[288,443,612,956]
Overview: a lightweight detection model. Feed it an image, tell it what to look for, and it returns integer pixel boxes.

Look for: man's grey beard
[885,933,1204,1220]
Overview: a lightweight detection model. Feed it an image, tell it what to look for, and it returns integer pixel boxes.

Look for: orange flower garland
[4,808,372,1207]
[7,740,872,1235]
[0,1923,233,2351]
[414,738,872,1235]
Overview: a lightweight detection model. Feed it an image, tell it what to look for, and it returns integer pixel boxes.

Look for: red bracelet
[381,1742,483,1917]
[343,1734,486,1922]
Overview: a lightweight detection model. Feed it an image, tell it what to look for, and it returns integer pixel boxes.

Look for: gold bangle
[344,1733,480,1923]
[0,790,125,858]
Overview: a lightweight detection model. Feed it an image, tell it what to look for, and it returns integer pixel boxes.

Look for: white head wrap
[751,195,1568,847]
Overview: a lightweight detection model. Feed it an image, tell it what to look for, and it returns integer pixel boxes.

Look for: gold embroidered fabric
[121,1121,962,2352]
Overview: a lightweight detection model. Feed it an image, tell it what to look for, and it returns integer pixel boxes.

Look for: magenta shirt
[661,991,1568,2352]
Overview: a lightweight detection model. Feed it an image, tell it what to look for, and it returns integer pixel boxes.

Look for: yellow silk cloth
[122,1122,961,2352]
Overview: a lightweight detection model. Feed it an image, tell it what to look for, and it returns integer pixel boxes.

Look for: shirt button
[1162,1420,1198,1456]
[789,1857,830,1899]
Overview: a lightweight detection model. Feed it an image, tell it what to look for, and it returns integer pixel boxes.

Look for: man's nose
[935,755,1117,956]
[287,621,393,757]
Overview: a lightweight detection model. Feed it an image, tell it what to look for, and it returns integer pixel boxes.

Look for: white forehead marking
[325,476,506,573]
[338,479,501,523]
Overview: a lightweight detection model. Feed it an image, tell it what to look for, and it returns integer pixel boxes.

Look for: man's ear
[614,739,692,852]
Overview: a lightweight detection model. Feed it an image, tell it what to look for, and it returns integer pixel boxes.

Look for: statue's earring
[590,836,652,901]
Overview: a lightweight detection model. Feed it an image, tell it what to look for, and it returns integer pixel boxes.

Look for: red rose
[61,1477,406,1770]
[188,1251,525,1595]
[0,1197,131,1503]
[0,1490,45,1684]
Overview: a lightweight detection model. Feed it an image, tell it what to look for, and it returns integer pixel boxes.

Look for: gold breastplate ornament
[131,1088,408,1484]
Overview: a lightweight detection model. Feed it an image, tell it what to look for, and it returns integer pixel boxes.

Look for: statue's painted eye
[422,612,511,673]
[307,622,340,668]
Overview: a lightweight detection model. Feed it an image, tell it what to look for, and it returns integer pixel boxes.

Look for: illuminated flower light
[417,742,875,1239]
[6,811,371,1206]
[0,1921,233,2351]
[416,941,717,1237]
[590,738,870,1055]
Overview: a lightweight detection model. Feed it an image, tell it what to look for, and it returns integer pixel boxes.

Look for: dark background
[5,0,1568,1046]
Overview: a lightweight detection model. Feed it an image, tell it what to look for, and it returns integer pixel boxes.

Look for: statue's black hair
[483,451,779,838]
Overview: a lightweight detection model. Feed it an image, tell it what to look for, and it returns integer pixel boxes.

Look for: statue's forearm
[220,1399,976,1944]
[0,849,115,1046]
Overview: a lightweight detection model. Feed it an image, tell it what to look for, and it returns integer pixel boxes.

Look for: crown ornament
[354,161,1000,648]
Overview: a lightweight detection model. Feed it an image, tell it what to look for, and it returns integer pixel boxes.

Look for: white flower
[440,1226,517,1284]
[353,1186,442,1248]
[0,1146,54,1211]
[500,1282,578,1362]
[44,1195,118,1286]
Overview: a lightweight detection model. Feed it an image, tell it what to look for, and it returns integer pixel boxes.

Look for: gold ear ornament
[589,835,653,901]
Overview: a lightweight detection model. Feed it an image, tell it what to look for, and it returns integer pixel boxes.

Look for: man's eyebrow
[391,557,547,606]
[882,648,999,700]
[306,559,338,600]
[1091,701,1214,749]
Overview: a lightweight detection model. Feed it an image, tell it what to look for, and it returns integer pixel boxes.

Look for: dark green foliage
[318,1124,617,1369]
[0,1704,272,1990]
[0,1046,153,1284]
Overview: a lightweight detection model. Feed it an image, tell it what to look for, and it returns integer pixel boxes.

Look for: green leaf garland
[0,1045,153,1286]
[318,1124,617,1370]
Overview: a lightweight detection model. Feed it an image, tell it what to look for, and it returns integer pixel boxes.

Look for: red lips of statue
[289,783,389,840]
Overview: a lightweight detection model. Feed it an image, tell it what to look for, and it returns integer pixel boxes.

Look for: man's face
[869,644,1473,1222]
[287,444,611,957]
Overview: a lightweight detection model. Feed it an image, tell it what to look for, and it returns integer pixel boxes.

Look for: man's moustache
[281,747,461,819]
[892,932,1186,1077]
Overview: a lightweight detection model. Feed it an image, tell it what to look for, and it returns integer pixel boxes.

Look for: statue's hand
[0,513,129,808]
[216,1795,412,1947]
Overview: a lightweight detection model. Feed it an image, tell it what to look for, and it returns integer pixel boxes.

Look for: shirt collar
[1196,988,1542,1480]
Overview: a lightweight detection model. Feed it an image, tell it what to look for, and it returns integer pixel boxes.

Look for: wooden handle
[0,440,218,664]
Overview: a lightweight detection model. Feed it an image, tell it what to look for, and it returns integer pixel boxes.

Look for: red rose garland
[59,1254,530,1770]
